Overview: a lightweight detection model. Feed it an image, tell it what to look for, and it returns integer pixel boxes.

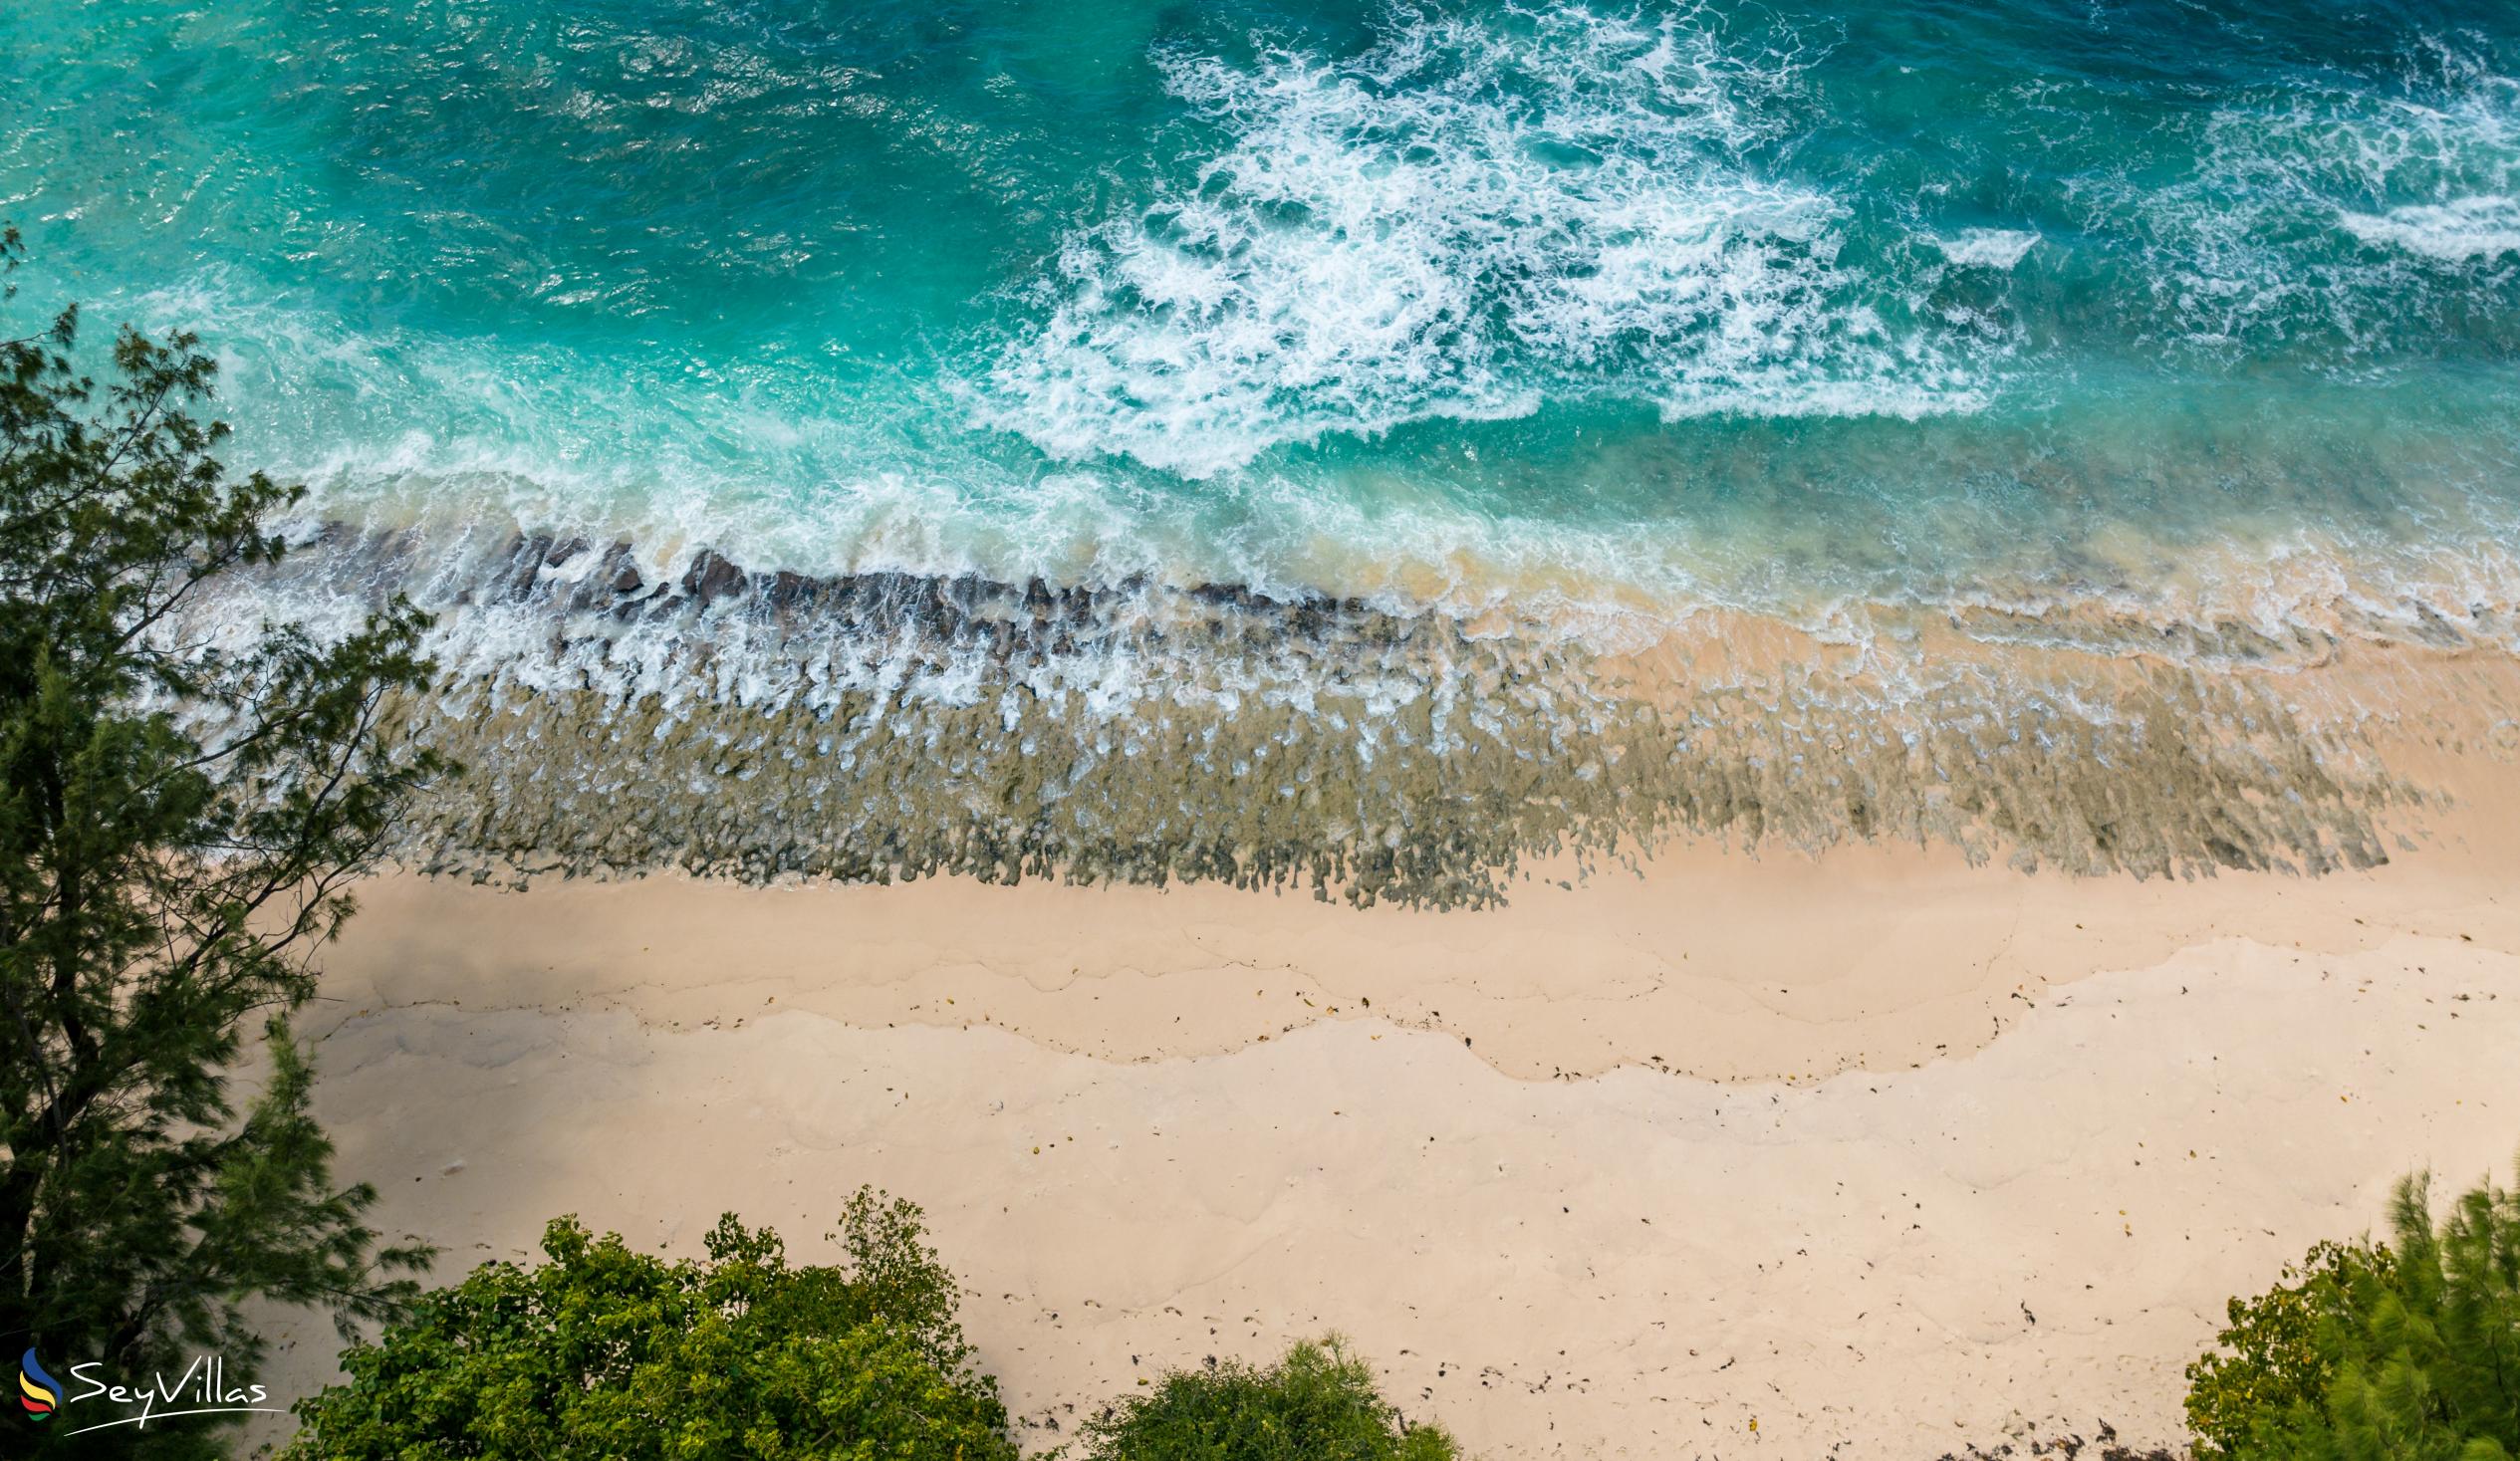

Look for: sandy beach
[242,770,2520,1458]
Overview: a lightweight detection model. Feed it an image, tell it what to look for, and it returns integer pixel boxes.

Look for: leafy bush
[1077,1336,1460,1461]
[281,1189,1016,1461]
[2185,1240,2398,1458]
[2186,1156,2520,1459]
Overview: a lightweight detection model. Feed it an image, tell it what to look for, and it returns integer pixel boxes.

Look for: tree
[1077,1336,1461,1461]
[0,230,442,1455]
[2184,1240,2398,1458]
[280,1191,1020,1461]
[2187,1154,2520,1460]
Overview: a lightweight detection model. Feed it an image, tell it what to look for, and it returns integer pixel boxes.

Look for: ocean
[6,0,2516,901]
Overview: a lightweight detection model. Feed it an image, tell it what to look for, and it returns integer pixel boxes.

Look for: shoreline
[304,757,2520,1083]
[206,523,2520,913]
[245,807,2520,1456]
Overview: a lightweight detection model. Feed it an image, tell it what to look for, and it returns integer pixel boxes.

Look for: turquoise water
[3,2,2517,897]
[6,0,2517,629]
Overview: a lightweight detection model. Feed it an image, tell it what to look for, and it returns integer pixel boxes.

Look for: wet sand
[244,777,2520,1457]
[239,532,2520,907]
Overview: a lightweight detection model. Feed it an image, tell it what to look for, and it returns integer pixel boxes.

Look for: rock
[682,549,747,607]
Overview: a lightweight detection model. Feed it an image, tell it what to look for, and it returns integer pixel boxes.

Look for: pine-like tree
[0,230,443,1457]
[2304,1165,2520,1459]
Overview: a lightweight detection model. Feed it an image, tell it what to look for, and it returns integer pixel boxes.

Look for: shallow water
[6,0,2516,897]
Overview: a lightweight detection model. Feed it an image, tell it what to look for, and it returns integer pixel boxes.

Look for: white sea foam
[120,271,1247,593]
[113,263,1975,635]
[2339,193,2520,260]
[99,189,2520,707]
[1931,228,2040,271]
[2107,51,2520,350]
[979,6,1991,476]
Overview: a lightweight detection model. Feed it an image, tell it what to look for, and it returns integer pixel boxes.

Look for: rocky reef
[195,525,2429,908]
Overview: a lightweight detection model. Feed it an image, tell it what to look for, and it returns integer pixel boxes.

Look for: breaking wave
[977,6,1999,475]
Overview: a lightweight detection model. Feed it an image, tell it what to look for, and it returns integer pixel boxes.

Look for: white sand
[241,798,2520,1457]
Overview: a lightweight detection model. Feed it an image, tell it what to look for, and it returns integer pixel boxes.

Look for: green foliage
[0,232,441,1455]
[2187,1156,2520,1460]
[2186,1240,2398,1458]
[1077,1336,1461,1461]
[281,1190,1019,1461]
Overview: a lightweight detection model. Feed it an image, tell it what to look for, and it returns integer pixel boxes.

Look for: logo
[12,1348,279,1436]
[19,1349,60,1420]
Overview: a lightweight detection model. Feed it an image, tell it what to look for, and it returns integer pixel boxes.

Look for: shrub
[280,1189,1016,1461]
[1077,1336,1460,1461]
[2186,1155,2520,1459]
[2185,1240,2397,1458]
